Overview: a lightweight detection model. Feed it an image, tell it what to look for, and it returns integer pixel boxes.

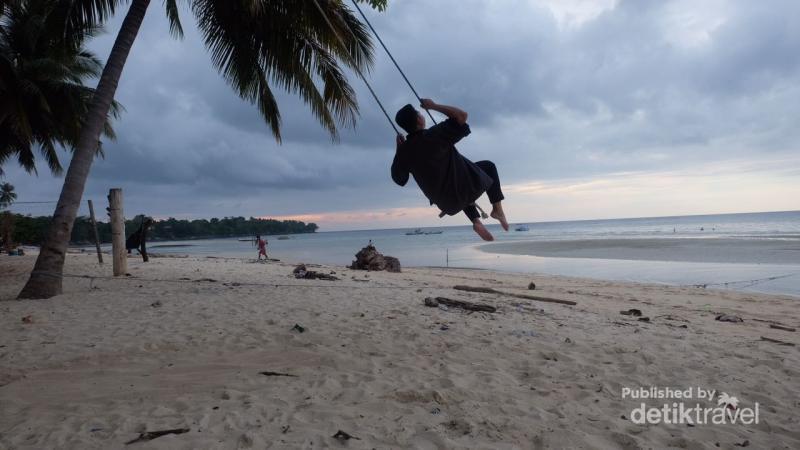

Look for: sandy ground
[481,238,800,265]
[0,252,798,449]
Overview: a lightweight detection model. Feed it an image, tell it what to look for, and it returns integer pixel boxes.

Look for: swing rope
[311,0,401,135]
[348,0,437,125]
[313,0,489,220]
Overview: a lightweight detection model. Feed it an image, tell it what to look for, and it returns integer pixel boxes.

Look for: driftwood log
[453,285,577,306]
[424,296,497,313]
[752,318,795,330]
[760,336,795,346]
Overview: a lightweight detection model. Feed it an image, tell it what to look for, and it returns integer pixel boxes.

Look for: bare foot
[490,203,509,231]
[473,220,495,241]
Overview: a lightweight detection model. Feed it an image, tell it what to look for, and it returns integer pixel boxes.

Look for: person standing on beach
[256,235,268,260]
[391,99,509,241]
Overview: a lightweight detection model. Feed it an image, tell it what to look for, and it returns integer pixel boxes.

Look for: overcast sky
[6,0,800,230]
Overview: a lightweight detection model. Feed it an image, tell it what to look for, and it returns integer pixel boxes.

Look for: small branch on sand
[333,430,361,441]
[752,318,794,327]
[259,371,298,377]
[453,285,577,306]
[424,297,497,313]
[654,315,690,322]
[760,336,795,346]
[769,324,796,332]
[125,428,190,445]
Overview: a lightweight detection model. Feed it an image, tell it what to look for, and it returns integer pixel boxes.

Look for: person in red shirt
[256,235,268,260]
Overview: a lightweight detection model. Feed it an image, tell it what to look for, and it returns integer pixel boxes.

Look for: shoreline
[1,253,798,448]
[24,242,800,297]
[39,242,800,298]
[480,237,800,265]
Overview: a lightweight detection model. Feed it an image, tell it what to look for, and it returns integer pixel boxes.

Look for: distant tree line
[10,215,318,245]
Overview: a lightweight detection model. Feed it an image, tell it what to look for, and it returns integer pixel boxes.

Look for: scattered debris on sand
[292,264,339,281]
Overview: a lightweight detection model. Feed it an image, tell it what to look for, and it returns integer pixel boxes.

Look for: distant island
[11,215,318,245]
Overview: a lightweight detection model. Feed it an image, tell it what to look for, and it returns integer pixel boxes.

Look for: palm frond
[38,138,62,174]
[61,0,118,45]
[0,0,119,175]
[192,0,377,141]
[164,0,184,38]
[356,0,387,12]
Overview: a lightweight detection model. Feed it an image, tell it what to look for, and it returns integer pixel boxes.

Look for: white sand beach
[481,238,800,265]
[1,253,798,449]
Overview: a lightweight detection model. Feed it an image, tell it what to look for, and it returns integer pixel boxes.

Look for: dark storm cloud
[5,0,800,223]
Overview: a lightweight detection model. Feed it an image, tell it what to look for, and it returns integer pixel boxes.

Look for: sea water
[138,210,800,296]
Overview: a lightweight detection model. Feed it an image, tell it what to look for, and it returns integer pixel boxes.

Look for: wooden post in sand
[87,200,103,264]
[108,189,126,276]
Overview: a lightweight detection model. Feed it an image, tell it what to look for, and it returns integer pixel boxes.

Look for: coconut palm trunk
[18,0,151,299]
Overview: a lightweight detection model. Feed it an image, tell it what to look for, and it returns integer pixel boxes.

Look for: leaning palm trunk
[18,0,152,299]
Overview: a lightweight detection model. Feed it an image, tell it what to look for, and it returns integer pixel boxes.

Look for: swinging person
[391,98,509,241]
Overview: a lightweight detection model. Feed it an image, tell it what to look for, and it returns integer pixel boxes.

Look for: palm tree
[0,182,15,208]
[0,0,120,176]
[18,0,387,298]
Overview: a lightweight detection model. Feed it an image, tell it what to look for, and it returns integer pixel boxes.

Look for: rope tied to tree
[310,0,400,135]
[314,1,488,220]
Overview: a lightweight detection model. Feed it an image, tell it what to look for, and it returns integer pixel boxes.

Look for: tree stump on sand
[350,244,401,273]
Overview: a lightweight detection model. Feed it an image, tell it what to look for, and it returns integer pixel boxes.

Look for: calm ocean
[137,211,800,296]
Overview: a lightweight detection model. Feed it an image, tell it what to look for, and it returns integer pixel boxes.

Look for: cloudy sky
[6,0,800,230]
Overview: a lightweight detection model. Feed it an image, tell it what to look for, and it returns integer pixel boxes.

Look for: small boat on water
[405,228,443,236]
[514,225,529,232]
[277,236,290,240]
